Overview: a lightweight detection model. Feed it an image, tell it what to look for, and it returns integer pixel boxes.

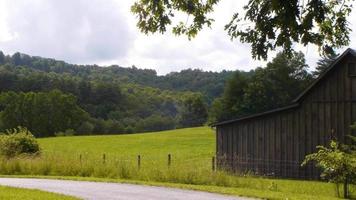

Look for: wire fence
[216,155,321,179]
[35,152,321,179]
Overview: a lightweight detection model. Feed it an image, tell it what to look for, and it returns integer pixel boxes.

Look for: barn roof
[213,48,356,127]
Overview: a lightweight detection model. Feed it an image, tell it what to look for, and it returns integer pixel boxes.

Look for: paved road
[0,178,249,200]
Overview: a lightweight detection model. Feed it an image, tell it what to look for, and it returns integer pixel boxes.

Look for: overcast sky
[0,0,355,75]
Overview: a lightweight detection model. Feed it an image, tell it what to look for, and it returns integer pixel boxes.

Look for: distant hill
[0,51,241,135]
[0,51,238,103]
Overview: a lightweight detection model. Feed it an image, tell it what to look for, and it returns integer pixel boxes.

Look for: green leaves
[131,0,220,39]
[132,0,354,60]
[210,51,312,123]
[0,127,40,158]
[302,138,356,197]
[226,0,353,59]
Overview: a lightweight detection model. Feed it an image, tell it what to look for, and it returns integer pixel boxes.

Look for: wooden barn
[213,48,356,179]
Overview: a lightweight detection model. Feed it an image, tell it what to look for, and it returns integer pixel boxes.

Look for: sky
[0,0,355,75]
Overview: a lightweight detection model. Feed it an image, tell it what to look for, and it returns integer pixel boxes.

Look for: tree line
[0,50,333,137]
[0,51,209,136]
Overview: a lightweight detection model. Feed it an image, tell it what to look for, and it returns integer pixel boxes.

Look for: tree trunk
[343,178,348,199]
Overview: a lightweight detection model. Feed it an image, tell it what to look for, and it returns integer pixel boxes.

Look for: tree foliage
[179,94,208,128]
[302,138,356,198]
[131,0,354,59]
[209,51,312,123]
[0,90,88,137]
[313,50,339,77]
[0,51,215,134]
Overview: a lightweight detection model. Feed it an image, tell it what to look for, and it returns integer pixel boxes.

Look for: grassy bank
[0,127,354,199]
[0,185,79,200]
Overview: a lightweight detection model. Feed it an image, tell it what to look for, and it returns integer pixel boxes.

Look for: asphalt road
[0,178,250,200]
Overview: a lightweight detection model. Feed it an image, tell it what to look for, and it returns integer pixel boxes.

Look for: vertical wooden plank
[232,124,236,172]
[294,109,300,178]
[255,120,260,174]
[287,112,294,178]
[282,113,287,178]
[243,123,248,171]
[238,123,243,171]
[345,59,352,144]
[275,115,281,177]
[270,116,276,176]
[263,118,267,176]
[306,97,313,179]
[313,90,320,178]
[299,105,306,178]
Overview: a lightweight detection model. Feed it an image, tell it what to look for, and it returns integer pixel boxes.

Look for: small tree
[302,139,356,198]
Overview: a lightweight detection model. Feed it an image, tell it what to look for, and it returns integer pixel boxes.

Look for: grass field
[0,185,79,200]
[39,127,215,165]
[0,127,355,199]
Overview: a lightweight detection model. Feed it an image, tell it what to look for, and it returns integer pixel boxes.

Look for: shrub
[302,140,356,198]
[0,127,40,158]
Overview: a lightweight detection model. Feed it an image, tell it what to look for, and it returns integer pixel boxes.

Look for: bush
[0,127,40,158]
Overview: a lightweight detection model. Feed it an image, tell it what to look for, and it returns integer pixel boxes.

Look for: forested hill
[0,51,237,136]
[0,51,237,102]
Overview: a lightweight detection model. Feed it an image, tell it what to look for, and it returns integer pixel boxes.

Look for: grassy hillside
[39,127,215,166]
[0,186,78,200]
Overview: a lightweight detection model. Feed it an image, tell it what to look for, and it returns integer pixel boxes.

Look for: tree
[11,52,22,66]
[0,51,5,64]
[210,51,312,123]
[131,0,353,59]
[0,90,88,137]
[178,94,208,127]
[302,139,356,198]
[313,51,339,77]
[241,51,312,113]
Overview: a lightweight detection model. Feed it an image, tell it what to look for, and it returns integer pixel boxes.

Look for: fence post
[137,155,141,169]
[168,154,171,167]
[102,153,106,164]
[212,156,215,172]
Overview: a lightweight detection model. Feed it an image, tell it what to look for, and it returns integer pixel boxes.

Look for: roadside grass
[0,185,79,200]
[1,175,352,200]
[0,127,354,199]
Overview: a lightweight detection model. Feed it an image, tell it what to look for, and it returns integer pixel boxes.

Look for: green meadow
[0,127,355,199]
[39,126,215,165]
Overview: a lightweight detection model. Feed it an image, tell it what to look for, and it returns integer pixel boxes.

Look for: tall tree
[209,51,312,123]
[131,0,353,59]
[179,94,208,127]
[0,51,5,64]
[242,51,313,113]
[313,51,339,77]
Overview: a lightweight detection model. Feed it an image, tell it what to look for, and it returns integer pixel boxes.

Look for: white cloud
[0,0,133,63]
[0,0,355,75]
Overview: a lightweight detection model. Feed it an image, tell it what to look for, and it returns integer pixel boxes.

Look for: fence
[73,153,218,171]
[216,155,320,179]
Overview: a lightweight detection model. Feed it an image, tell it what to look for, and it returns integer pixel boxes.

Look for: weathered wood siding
[216,53,356,179]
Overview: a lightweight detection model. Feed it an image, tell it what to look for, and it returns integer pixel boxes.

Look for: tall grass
[0,154,355,199]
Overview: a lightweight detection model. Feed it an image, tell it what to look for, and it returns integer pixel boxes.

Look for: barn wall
[216,54,356,179]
